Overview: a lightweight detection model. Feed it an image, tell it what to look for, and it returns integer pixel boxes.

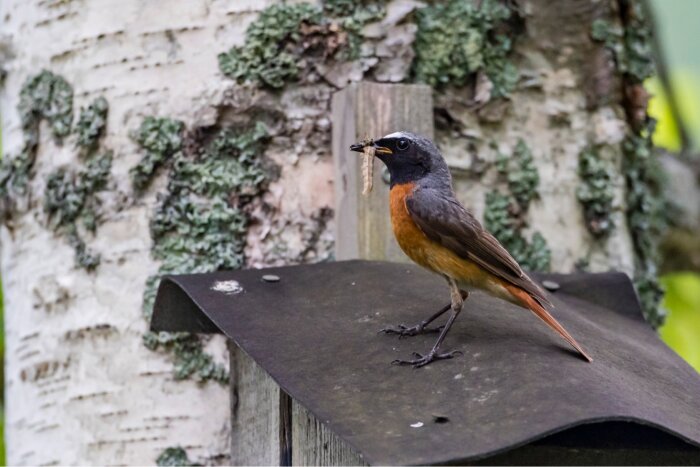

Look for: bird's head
[350,131,451,188]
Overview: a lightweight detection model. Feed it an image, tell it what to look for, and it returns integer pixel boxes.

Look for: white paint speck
[470,366,479,372]
[474,389,499,404]
[410,422,424,428]
[211,280,244,295]
[454,373,464,380]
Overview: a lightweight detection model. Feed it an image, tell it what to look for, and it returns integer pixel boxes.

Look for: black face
[350,132,430,186]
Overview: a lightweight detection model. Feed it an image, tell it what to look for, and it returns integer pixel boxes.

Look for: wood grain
[291,400,368,466]
[229,342,290,465]
[333,82,434,262]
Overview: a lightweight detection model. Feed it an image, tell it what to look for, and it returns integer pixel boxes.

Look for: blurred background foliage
[0,0,698,464]
[648,0,700,373]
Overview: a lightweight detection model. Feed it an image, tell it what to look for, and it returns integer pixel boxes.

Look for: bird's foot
[391,349,463,368]
[379,323,444,339]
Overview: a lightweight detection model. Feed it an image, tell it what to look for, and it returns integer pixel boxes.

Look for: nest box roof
[151,260,700,465]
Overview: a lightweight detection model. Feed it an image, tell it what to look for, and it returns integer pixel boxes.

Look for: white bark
[0,0,333,464]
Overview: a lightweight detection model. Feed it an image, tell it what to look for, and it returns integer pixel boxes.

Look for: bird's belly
[390,183,516,303]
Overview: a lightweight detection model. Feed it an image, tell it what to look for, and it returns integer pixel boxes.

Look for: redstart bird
[350,132,592,368]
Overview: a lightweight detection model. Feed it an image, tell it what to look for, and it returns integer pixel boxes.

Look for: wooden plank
[229,342,290,466]
[332,82,434,262]
[291,400,368,466]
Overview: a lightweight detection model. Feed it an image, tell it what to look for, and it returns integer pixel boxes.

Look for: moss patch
[412,0,519,97]
[576,146,616,237]
[485,139,551,271]
[137,118,271,383]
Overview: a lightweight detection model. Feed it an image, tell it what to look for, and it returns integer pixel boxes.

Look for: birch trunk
[0,0,655,464]
[0,1,334,464]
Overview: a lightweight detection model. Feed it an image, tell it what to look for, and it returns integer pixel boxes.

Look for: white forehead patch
[382,131,407,140]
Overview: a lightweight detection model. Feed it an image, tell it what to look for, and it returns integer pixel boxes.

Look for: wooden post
[333,82,434,261]
[229,342,292,465]
[229,83,433,466]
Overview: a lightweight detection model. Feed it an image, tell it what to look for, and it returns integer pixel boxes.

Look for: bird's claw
[379,323,444,339]
[391,349,463,368]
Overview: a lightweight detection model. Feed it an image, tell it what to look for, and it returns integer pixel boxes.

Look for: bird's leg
[379,302,450,338]
[392,279,467,368]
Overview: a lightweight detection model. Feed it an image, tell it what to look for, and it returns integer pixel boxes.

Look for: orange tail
[504,284,593,362]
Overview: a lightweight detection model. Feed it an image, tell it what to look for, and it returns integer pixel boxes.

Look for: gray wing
[405,187,551,306]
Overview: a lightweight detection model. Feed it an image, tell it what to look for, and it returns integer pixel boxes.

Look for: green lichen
[144,331,229,383]
[329,1,385,60]
[167,124,268,198]
[412,0,519,97]
[218,4,323,89]
[137,118,270,383]
[75,97,109,151]
[156,447,193,467]
[484,191,551,272]
[322,0,358,16]
[496,139,539,208]
[218,2,383,88]
[130,117,184,192]
[591,3,654,84]
[576,146,616,237]
[0,147,34,201]
[485,139,550,271]
[44,152,112,270]
[18,70,73,144]
[150,197,247,275]
[596,2,665,326]
[1,71,75,216]
[623,122,668,327]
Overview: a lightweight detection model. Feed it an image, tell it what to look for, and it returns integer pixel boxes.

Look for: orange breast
[389,183,510,297]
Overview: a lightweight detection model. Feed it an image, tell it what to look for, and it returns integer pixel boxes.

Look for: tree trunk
[0,0,662,464]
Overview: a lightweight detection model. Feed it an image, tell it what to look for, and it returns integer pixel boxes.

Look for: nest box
[151,260,700,465]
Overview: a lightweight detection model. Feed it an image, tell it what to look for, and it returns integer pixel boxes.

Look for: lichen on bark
[484,140,551,272]
[595,0,667,327]
[576,146,616,238]
[137,117,271,383]
[44,151,112,270]
[0,70,74,216]
[217,2,384,89]
[75,97,108,151]
[156,446,192,467]
[18,69,73,144]
[412,0,519,97]
[623,122,668,327]
[130,117,185,192]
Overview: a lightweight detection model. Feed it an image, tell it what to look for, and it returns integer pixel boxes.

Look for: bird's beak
[349,141,392,155]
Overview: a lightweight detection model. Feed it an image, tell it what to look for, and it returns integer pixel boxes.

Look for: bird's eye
[396,139,409,151]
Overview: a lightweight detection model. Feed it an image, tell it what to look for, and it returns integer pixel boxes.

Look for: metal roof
[151,260,700,465]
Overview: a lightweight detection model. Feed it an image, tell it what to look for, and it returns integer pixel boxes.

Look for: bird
[350,131,592,368]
